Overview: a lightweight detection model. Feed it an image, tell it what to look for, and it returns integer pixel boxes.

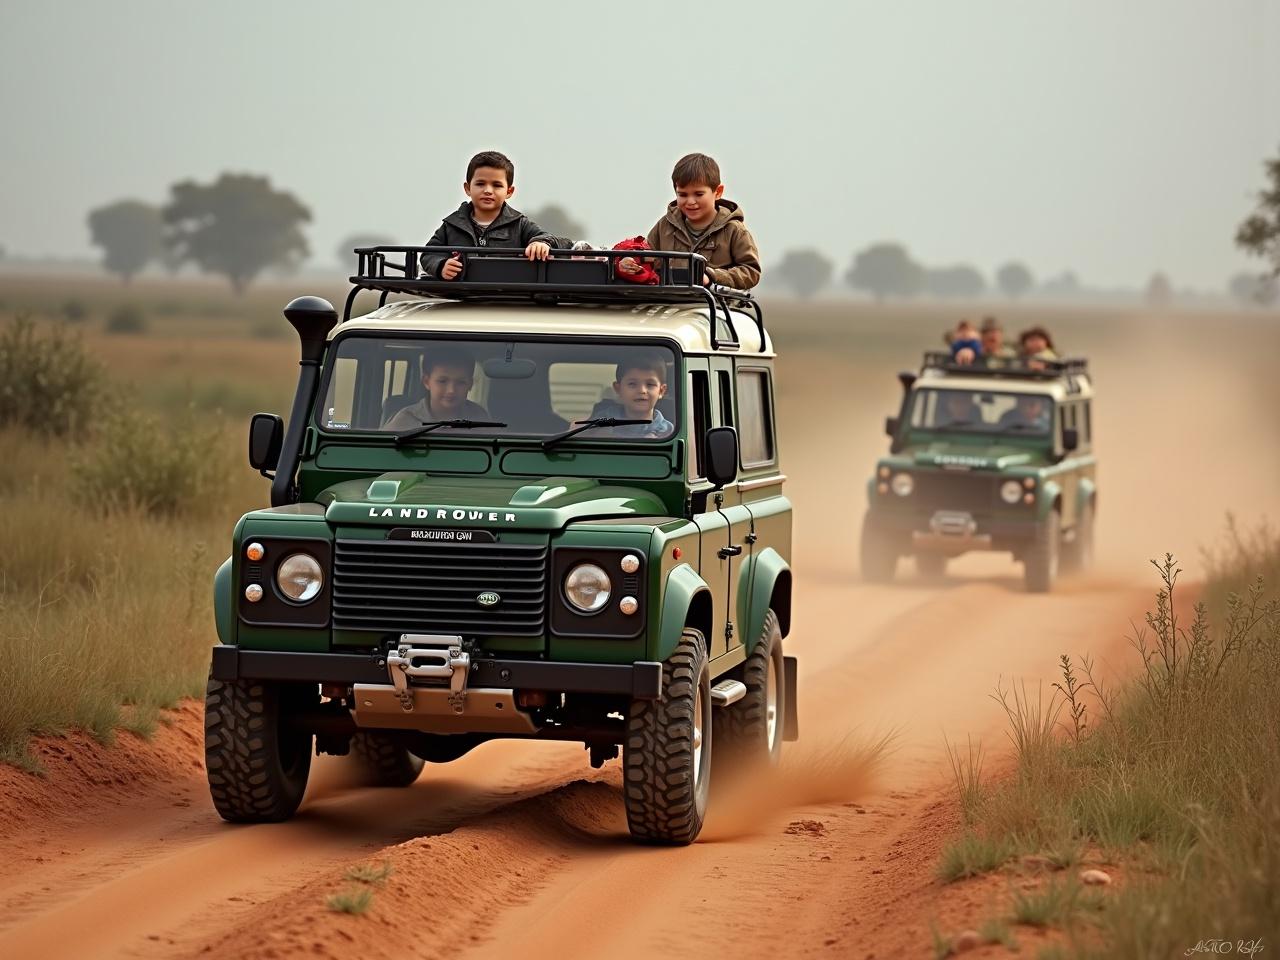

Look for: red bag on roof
[612,236,660,285]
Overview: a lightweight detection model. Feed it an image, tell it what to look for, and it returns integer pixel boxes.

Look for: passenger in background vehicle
[382,346,490,430]
[1018,326,1059,370]
[938,391,979,427]
[997,394,1052,433]
[420,151,569,280]
[979,316,1018,367]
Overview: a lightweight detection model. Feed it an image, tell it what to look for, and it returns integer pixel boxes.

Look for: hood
[907,442,1039,471]
[317,473,667,531]
[663,198,744,238]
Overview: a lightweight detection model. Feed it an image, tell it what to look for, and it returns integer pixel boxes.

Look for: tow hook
[386,634,470,714]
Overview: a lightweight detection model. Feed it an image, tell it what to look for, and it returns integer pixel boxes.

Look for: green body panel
[213,557,233,646]
[657,562,713,664]
[740,547,791,651]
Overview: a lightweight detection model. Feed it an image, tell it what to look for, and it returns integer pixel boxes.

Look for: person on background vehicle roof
[382,346,490,430]
[979,316,1018,367]
[948,319,983,365]
[420,151,570,280]
[619,153,761,290]
[1018,326,1059,370]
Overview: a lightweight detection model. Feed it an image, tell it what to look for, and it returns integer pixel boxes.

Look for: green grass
[979,916,1018,949]
[938,538,1280,955]
[325,886,374,915]
[938,831,1017,883]
[345,860,394,886]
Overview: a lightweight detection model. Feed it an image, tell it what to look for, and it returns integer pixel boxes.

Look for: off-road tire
[624,630,711,845]
[350,732,425,787]
[915,552,948,580]
[1024,511,1061,593]
[205,675,314,823]
[1062,500,1095,574]
[860,513,898,583]
[718,610,785,769]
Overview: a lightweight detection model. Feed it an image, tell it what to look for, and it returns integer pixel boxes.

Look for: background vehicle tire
[860,513,898,583]
[205,675,314,823]
[915,552,948,580]
[1062,500,1095,574]
[350,731,425,787]
[1024,511,1061,593]
[718,609,785,769]
[624,630,712,845]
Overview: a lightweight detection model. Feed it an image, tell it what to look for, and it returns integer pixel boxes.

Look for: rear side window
[735,368,775,467]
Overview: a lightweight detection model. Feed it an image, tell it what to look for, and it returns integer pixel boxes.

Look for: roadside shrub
[0,314,104,436]
[61,298,89,324]
[70,404,222,515]
[105,304,147,334]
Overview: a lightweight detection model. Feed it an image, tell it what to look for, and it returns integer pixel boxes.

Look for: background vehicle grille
[332,538,548,637]
[910,471,997,511]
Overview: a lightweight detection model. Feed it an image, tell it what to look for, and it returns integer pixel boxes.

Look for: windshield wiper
[996,422,1046,433]
[394,419,507,445]
[541,417,650,450]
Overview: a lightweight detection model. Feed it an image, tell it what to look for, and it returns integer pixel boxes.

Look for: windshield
[317,336,679,441]
[910,388,1054,437]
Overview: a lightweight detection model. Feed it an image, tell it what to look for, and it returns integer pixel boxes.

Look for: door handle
[718,544,743,559]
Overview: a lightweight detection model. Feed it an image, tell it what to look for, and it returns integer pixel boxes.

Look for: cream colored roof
[337,298,772,356]
[917,368,1094,401]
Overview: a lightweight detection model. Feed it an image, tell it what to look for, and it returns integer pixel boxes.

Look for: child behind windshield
[587,354,675,438]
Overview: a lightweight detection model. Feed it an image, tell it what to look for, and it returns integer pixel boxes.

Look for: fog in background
[1,0,1277,288]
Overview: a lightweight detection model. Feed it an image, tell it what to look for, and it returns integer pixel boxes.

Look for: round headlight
[1001,480,1024,504]
[890,473,914,497]
[565,563,611,613]
[620,554,641,574]
[277,553,323,602]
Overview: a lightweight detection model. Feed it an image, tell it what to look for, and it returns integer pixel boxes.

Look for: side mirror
[249,413,284,475]
[1062,427,1079,452]
[885,416,900,437]
[705,426,739,489]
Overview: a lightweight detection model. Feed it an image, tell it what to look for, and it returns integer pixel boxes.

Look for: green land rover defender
[205,246,797,845]
[860,351,1096,593]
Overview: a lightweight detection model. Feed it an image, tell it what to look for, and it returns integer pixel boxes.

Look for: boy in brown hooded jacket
[634,153,762,290]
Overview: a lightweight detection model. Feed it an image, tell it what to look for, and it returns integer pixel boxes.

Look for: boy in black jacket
[421,151,568,279]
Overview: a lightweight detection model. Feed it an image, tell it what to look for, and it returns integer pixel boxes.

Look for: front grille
[910,471,997,512]
[332,538,548,637]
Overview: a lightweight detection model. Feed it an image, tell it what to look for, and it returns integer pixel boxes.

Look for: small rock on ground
[1080,868,1112,886]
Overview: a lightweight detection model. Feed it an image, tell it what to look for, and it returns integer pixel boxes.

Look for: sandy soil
[1,311,1277,959]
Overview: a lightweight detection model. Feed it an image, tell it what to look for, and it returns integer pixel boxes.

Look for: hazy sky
[1,1,1277,288]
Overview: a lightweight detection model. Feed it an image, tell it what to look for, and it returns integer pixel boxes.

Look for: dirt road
[0,562,1149,960]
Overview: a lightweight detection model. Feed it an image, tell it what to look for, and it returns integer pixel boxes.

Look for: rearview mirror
[884,416,899,437]
[705,426,739,489]
[249,413,284,474]
[1062,427,1079,452]
[482,356,537,379]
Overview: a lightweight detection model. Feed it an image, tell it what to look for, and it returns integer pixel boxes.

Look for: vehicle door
[688,358,732,658]
[734,364,786,640]
[1056,402,1080,527]
[711,357,752,656]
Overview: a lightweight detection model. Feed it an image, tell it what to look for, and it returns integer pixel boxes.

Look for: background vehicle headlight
[564,563,611,612]
[1001,480,1025,504]
[277,553,323,602]
[890,473,914,497]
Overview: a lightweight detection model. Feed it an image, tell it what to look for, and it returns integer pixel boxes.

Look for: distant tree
[1145,271,1173,307]
[87,200,163,283]
[1236,148,1280,276]
[996,261,1034,299]
[924,264,986,299]
[1229,271,1279,307]
[845,243,924,301]
[162,173,311,294]
[1040,271,1081,298]
[526,204,588,242]
[774,248,833,299]
[335,233,396,270]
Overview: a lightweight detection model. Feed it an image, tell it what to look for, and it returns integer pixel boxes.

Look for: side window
[1083,401,1092,444]
[689,370,711,479]
[735,368,775,467]
[717,370,734,428]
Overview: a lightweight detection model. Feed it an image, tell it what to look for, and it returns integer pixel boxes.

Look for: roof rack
[344,245,765,352]
[920,351,1090,393]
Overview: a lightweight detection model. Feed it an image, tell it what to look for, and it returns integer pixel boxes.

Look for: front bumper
[867,509,1039,552]
[209,644,663,700]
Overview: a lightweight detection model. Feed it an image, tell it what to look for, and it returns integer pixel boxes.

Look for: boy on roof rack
[621,153,761,290]
[420,151,570,280]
